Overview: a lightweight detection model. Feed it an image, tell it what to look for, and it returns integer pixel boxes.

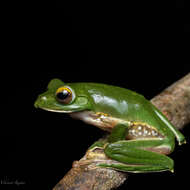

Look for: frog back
[68,83,177,138]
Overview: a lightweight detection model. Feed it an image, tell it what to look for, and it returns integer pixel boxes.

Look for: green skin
[35,79,186,173]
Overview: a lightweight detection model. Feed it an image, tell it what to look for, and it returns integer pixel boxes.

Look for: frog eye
[55,86,74,104]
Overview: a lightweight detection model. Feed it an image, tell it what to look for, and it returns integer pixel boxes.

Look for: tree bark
[53,73,190,190]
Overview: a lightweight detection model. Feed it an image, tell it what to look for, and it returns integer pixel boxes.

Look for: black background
[1,1,190,190]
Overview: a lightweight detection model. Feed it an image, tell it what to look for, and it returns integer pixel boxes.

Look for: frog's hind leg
[99,140,174,173]
[98,162,170,173]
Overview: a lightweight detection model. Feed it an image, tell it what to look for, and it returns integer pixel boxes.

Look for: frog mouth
[40,107,74,113]
[34,99,76,113]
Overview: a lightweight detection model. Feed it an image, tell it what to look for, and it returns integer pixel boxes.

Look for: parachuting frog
[35,79,185,173]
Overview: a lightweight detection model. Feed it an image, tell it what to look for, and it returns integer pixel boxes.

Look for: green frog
[34,79,186,173]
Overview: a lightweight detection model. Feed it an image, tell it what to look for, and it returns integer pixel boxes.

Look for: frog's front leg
[99,139,174,173]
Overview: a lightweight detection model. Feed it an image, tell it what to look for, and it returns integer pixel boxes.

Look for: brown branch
[151,73,190,130]
[53,73,190,190]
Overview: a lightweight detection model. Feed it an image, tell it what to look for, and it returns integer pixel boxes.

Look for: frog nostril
[41,96,47,101]
[34,96,48,108]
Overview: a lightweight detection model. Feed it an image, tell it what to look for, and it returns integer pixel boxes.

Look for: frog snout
[34,95,48,108]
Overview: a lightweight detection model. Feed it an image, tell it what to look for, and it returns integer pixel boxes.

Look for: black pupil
[57,90,69,100]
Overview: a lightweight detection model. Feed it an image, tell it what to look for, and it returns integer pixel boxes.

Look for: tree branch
[53,73,190,190]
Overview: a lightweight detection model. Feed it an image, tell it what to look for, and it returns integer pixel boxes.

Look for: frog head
[34,79,91,113]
